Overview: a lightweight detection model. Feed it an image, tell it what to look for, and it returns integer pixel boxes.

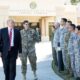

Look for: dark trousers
[57,50,64,71]
[2,49,16,80]
[52,47,58,66]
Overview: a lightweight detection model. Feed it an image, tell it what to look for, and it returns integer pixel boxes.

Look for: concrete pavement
[0,42,63,80]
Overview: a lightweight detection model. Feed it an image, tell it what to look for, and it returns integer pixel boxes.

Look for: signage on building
[30,1,37,9]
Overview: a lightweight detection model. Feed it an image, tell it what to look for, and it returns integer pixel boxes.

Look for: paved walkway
[0,42,63,80]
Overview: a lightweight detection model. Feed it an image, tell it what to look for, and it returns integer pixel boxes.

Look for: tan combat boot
[33,71,38,80]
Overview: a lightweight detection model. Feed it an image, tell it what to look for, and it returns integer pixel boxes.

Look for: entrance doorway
[9,16,55,41]
[15,21,41,41]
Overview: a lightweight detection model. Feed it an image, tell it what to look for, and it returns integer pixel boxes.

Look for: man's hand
[57,47,61,51]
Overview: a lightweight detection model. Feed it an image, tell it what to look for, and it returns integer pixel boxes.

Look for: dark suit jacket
[0,27,22,59]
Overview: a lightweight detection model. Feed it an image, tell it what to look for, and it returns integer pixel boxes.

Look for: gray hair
[7,19,15,24]
[54,22,60,28]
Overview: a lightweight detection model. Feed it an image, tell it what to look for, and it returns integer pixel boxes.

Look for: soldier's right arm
[33,30,40,42]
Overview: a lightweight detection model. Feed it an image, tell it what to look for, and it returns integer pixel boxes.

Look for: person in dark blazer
[0,19,22,80]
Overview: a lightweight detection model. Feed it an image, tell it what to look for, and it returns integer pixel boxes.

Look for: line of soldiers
[52,18,80,80]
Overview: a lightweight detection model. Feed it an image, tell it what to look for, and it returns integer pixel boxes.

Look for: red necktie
[9,29,12,48]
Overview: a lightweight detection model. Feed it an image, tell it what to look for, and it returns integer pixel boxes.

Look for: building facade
[0,0,80,41]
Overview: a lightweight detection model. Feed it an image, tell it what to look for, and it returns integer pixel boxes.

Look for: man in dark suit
[0,19,22,80]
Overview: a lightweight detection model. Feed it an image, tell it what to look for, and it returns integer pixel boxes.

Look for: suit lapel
[14,28,16,43]
[6,28,9,41]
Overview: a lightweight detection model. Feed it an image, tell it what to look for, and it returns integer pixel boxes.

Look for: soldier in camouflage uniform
[75,26,80,80]
[56,18,67,71]
[20,20,39,80]
[63,21,72,71]
[71,25,80,80]
[52,22,60,66]
[68,32,76,77]
[64,23,75,75]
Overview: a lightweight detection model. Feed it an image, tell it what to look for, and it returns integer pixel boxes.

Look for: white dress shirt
[8,28,14,47]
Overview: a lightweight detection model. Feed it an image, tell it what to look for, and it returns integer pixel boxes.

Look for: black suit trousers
[2,48,16,80]
[57,50,64,71]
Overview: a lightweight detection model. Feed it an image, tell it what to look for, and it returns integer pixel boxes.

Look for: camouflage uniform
[68,33,75,74]
[20,28,39,76]
[53,27,67,71]
[64,31,71,70]
[52,29,58,66]
[68,32,79,77]
[72,33,80,77]
[53,29,59,49]
[58,27,68,69]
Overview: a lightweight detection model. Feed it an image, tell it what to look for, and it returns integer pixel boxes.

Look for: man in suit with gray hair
[0,19,22,80]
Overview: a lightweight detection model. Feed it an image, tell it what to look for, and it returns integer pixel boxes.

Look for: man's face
[23,22,29,29]
[75,28,80,34]
[68,25,73,32]
[60,19,65,26]
[7,20,15,28]
[54,23,60,29]
[75,28,78,34]
[66,22,70,28]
